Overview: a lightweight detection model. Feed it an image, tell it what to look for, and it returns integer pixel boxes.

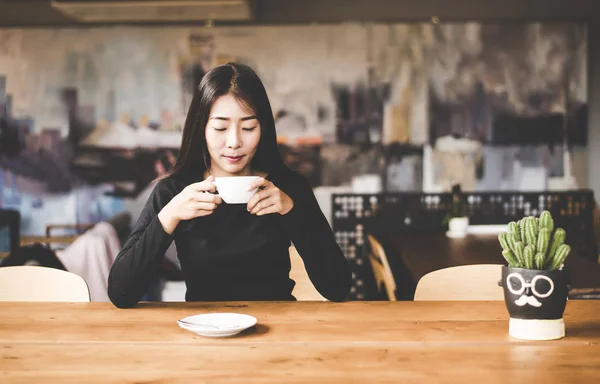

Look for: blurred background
[1,0,599,301]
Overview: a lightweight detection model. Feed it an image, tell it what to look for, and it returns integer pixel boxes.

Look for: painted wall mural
[0,22,588,235]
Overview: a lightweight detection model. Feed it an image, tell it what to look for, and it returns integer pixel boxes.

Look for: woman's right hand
[158,176,222,234]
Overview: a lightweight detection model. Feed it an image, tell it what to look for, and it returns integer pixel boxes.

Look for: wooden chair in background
[367,235,397,301]
[0,265,90,302]
[19,212,132,250]
[414,264,504,301]
[18,223,94,251]
[289,246,326,301]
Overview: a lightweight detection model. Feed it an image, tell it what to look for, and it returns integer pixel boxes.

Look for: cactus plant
[548,228,566,259]
[536,228,551,255]
[506,232,517,253]
[502,249,520,268]
[523,245,535,269]
[498,232,511,252]
[534,252,546,269]
[514,242,525,266]
[539,210,554,232]
[548,244,571,271]
[508,222,520,242]
[498,210,571,270]
[525,218,537,246]
[518,219,526,245]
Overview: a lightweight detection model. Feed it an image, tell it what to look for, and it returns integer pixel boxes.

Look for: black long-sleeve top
[108,170,352,308]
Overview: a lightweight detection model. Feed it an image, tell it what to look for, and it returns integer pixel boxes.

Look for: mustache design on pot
[514,294,542,307]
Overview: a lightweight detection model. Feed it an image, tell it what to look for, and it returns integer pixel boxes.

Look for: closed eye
[212,127,227,132]
[243,127,257,132]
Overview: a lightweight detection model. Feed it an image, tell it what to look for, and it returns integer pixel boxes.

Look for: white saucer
[446,231,467,239]
[177,313,257,338]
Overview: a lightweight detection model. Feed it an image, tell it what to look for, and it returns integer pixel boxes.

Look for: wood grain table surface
[2,301,599,383]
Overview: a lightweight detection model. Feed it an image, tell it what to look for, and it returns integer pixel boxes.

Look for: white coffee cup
[213,176,260,204]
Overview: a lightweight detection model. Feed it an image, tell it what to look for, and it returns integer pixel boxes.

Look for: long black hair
[169,62,288,182]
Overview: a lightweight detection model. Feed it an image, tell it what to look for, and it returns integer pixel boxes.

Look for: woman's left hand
[247,177,294,216]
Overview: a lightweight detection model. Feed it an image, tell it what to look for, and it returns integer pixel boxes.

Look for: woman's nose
[226,130,241,149]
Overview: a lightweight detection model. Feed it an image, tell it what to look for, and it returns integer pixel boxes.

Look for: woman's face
[205,93,261,177]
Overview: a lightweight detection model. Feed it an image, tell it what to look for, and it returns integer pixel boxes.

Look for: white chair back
[0,266,90,302]
[414,264,504,301]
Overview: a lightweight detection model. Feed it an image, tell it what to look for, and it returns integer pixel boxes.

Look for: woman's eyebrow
[209,115,257,121]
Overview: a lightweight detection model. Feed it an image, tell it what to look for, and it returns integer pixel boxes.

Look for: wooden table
[382,233,600,296]
[2,301,600,383]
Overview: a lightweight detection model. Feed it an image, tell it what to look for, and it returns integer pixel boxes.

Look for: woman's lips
[223,155,244,163]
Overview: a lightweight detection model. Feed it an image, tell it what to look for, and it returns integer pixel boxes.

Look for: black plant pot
[500,266,570,340]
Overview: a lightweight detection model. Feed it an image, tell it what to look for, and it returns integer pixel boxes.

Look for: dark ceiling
[0,0,598,27]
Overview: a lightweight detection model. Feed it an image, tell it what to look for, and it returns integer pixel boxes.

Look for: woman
[108,63,352,308]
